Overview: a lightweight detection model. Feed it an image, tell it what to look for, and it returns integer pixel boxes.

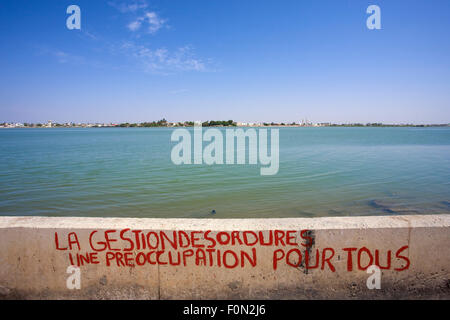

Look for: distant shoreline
[2,117,450,129]
[1,124,449,129]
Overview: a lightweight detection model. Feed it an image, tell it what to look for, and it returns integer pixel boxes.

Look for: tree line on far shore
[2,120,449,128]
[118,119,237,127]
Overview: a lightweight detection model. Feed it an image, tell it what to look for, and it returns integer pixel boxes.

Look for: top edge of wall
[0,215,449,231]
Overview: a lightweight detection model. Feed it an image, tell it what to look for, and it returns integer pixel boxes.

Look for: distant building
[300,119,316,127]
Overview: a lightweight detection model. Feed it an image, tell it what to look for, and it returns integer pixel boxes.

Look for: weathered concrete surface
[0,215,449,300]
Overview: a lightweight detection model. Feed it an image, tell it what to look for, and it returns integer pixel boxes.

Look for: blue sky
[1,0,449,124]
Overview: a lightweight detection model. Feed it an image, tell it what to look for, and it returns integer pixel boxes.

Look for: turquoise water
[0,127,449,218]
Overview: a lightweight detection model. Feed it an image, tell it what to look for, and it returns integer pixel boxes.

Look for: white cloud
[144,12,167,34]
[109,1,167,34]
[108,1,148,13]
[127,20,142,31]
[121,42,208,74]
[39,2,213,75]
[127,11,167,34]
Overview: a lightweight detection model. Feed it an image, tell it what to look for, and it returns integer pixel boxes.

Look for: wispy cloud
[36,46,114,70]
[121,42,208,74]
[127,11,168,34]
[37,40,211,75]
[42,49,86,65]
[37,2,213,75]
[109,0,167,34]
[108,0,148,13]
[82,30,98,40]
[127,20,141,32]
[53,50,71,63]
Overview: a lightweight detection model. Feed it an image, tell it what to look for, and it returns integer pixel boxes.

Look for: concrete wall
[0,215,449,300]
